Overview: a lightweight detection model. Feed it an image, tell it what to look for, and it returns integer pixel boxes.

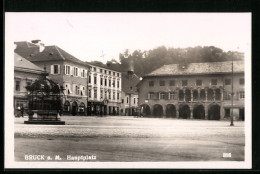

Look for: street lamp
[230,52,234,126]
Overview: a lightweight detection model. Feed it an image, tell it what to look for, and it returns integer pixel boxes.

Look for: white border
[4,12,252,169]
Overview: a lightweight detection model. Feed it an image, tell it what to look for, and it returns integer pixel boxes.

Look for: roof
[121,71,140,94]
[145,61,244,77]
[86,61,121,72]
[15,41,89,66]
[14,41,40,59]
[14,53,44,73]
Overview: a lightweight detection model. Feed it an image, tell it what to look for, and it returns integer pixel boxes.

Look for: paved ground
[14,116,245,162]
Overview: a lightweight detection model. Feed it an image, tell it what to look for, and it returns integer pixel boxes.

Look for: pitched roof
[14,41,40,59]
[122,72,140,94]
[14,53,44,73]
[26,45,88,66]
[145,61,244,77]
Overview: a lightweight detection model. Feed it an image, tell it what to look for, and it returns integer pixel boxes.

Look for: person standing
[20,106,24,117]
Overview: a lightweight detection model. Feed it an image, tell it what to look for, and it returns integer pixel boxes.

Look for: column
[205,89,208,101]
[198,89,201,101]
[213,89,216,101]
[191,89,193,102]
[163,105,166,118]
[205,104,208,120]
[190,105,193,119]
[176,105,179,118]
[221,89,224,101]
[183,90,186,102]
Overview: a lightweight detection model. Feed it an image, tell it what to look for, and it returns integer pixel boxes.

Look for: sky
[6,13,251,63]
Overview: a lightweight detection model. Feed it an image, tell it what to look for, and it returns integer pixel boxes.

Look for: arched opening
[63,100,70,112]
[79,102,85,115]
[179,104,190,119]
[153,104,163,117]
[208,104,220,120]
[200,89,206,100]
[185,89,191,101]
[208,89,214,101]
[179,90,184,101]
[193,90,198,101]
[71,101,78,116]
[193,105,205,119]
[141,104,151,117]
[215,89,221,100]
[166,104,176,118]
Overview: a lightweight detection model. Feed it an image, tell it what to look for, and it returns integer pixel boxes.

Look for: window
[94,89,97,98]
[113,72,115,76]
[65,65,71,75]
[105,91,107,99]
[113,80,115,87]
[134,98,136,104]
[109,80,111,87]
[126,97,129,103]
[225,79,231,85]
[100,90,103,99]
[117,81,120,88]
[105,70,107,74]
[113,92,115,100]
[196,80,202,86]
[117,93,120,100]
[82,69,85,77]
[88,89,92,98]
[109,91,111,99]
[26,80,32,87]
[224,91,231,100]
[148,92,154,99]
[211,79,217,85]
[225,109,230,117]
[117,73,119,77]
[74,67,78,76]
[239,78,244,85]
[239,91,245,99]
[94,76,97,84]
[54,65,59,74]
[160,80,165,86]
[122,99,124,103]
[169,92,174,100]
[88,76,91,83]
[160,92,165,99]
[15,80,20,91]
[182,80,188,87]
[105,79,107,86]
[93,67,96,71]
[149,81,154,87]
[100,69,103,73]
[100,78,103,86]
[169,80,175,86]
[109,71,111,75]
[75,85,79,95]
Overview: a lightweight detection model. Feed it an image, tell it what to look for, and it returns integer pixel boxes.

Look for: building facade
[15,41,90,116]
[137,61,244,120]
[120,70,140,116]
[14,53,44,116]
[87,62,122,116]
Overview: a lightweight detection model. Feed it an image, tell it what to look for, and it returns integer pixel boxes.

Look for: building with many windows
[15,40,90,116]
[120,70,140,116]
[14,52,45,116]
[137,61,244,120]
[86,62,122,116]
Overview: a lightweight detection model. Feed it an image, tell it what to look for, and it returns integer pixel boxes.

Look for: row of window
[64,65,88,78]
[64,84,86,96]
[149,78,245,87]
[121,97,137,104]
[15,79,33,91]
[90,66,120,77]
[89,76,120,88]
[88,89,120,100]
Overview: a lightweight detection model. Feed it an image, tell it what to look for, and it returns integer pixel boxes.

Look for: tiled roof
[26,45,88,66]
[14,53,44,73]
[145,61,244,77]
[14,41,39,59]
[122,72,140,94]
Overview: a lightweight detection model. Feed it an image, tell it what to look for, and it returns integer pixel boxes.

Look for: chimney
[31,40,45,52]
